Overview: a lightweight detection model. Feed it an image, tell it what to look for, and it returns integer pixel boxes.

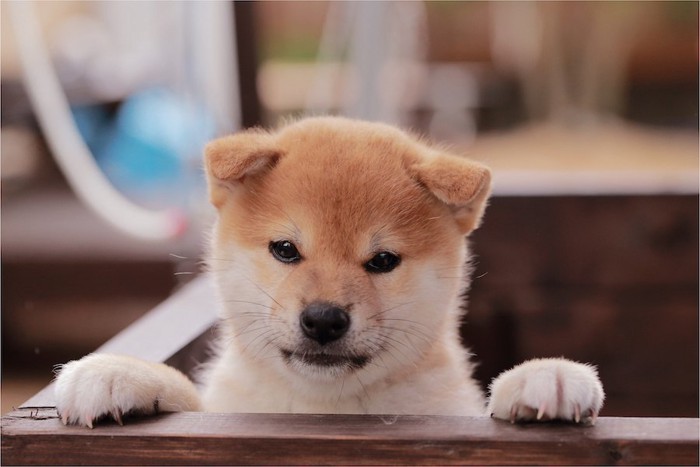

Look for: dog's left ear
[407,153,491,234]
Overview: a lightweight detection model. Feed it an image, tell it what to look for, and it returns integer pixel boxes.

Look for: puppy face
[205,117,490,386]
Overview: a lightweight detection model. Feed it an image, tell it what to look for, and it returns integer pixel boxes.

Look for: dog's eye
[269,240,302,264]
[364,251,401,273]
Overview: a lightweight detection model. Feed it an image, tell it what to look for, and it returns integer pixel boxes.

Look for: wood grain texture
[2,409,698,465]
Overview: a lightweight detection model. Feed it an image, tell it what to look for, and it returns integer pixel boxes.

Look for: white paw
[487,358,604,424]
[55,353,201,428]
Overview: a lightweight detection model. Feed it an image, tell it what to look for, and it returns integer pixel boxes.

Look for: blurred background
[2,1,697,417]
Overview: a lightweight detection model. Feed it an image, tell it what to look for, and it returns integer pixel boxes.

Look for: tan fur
[54,116,603,426]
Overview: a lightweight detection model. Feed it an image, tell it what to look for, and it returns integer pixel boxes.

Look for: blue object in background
[72,88,216,209]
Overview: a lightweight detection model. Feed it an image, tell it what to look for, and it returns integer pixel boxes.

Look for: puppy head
[205,117,490,387]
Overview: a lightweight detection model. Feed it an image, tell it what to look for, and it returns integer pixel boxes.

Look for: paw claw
[536,403,546,420]
[85,417,94,429]
[509,405,518,424]
[574,403,581,423]
[590,410,598,426]
[112,410,124,426]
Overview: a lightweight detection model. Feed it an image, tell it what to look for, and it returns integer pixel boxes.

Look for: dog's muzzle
[278,301,370,372]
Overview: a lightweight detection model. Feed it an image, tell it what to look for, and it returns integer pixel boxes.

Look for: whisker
[373,321,434,347]
[234,324,270,339]
[235,312,283,321]
[169,253,190,259]
[242,328,279,355]
[434,265,467,271]
[377,317,432,330]
[375,324,433,347]
[245,279,287,311]
[224,299,275,310]
[375,339,410,367]
[335,377,346,408]
[354,373,371,404]
[250,331,285,360]
[362,338,390,370]
[374,332,415,361]
[367,301,416,321]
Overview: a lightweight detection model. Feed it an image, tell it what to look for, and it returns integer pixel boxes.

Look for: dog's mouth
[280,349,370,371]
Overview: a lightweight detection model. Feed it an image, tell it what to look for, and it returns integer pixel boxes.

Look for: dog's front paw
[55,353,201,428]
[487,358,604,424]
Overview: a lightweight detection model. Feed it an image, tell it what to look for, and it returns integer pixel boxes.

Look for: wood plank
[2,409,698,465]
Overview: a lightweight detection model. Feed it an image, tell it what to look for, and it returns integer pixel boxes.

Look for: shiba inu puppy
[55,117,604,427]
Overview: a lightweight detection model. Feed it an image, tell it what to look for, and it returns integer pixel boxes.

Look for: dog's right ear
[406,151,491,235]
[204,130,282,207]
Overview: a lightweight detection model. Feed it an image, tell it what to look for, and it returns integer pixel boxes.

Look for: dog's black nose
[300,302,350,345]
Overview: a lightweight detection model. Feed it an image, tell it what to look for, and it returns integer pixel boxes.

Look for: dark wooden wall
[464,194,699,417]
